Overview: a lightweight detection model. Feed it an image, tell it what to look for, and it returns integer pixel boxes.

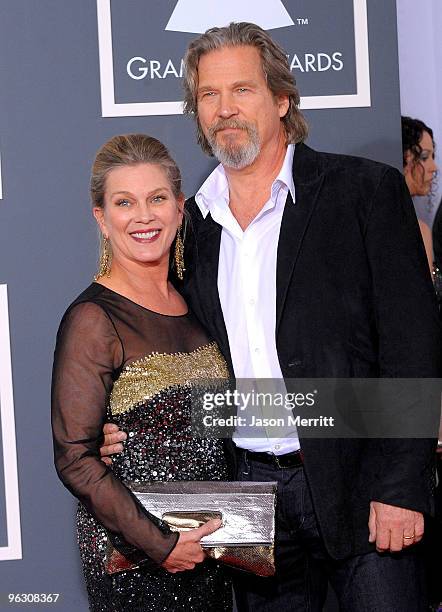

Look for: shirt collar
[195,144,296,219]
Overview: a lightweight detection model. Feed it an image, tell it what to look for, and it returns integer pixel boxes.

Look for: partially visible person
[403,118,442,611]
[429,196,442,612]
[432,198,442,312]
[51,134,232,611]
[401,115,438,271]
[432,196,442,272]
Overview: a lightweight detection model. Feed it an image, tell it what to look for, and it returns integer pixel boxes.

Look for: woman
[51,134,232,611]
[402,118,442,610]
[401,115,438,271]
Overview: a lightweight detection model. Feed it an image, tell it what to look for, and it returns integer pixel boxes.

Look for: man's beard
[206,119,260,169]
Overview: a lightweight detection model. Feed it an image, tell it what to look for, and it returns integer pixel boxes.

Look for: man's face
[196,45,289,169]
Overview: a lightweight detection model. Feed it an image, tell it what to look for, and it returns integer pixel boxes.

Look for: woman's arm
[51,301,178,565]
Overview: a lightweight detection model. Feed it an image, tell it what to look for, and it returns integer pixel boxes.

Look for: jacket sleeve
[364,167,440,513]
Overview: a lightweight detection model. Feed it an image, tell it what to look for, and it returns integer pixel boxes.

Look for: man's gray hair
[183,22,309,156]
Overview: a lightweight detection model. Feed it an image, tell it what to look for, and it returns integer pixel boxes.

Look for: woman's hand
[101,424,223,571]
[161,519,222,573]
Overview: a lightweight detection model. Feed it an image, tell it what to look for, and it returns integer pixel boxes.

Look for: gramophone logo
[165,0,294,33]
[0,285,22,561]
[96,0,370,117]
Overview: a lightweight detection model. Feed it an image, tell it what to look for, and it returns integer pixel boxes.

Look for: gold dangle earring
[174,224,185,280]
[94,235,112,281]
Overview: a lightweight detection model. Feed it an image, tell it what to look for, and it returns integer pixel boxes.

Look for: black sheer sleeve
[51,301,179,565]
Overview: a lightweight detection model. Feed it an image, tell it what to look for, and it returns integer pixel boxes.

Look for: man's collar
[275,143,295,202]
[195,144,296,218]
[195,164,229,218]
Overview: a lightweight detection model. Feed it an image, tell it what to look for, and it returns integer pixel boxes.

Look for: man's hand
[100,423,127,465]
[162,519,222,573]
[368,501,424,553]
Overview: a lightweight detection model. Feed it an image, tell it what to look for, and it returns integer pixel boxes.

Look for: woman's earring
[174,225,185,280]
[94,236,112,281]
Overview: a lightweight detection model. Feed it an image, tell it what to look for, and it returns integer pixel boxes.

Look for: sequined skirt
[77,504,232,612]
[76,393,232,611]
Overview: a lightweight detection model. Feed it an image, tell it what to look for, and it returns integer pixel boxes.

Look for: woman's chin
[412,183,432,197]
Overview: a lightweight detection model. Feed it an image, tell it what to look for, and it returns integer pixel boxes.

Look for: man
[102,22,440,611]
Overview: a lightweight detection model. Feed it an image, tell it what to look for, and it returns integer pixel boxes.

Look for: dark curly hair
[401,115,437,209]
[401,116,434,167]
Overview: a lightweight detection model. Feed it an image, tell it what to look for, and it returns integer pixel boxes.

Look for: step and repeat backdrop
[0,1,401,609]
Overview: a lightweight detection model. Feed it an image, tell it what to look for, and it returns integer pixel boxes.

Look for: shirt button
[254,348,260,353]
[249,298,255,305]
[274,444,280,451]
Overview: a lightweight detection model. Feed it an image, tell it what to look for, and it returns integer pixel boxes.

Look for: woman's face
[404,130,437,197]
[93,163,183,272]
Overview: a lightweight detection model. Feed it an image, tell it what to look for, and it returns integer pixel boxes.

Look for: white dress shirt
[195,145,300,455]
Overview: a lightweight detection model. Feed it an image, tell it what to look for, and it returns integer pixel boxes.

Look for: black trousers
[233,451,428,612]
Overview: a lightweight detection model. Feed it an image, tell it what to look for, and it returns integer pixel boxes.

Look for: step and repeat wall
[0,1,401,609]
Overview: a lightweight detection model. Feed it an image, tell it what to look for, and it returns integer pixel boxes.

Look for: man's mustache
[208,119,253,137]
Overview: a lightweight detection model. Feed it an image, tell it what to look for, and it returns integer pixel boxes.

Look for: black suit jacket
[181,143,441,559]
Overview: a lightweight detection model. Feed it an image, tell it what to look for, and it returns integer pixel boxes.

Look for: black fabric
[432,197,442,270]
[182,143,442,560]
[233,455,428,612]
[51,283,212,565]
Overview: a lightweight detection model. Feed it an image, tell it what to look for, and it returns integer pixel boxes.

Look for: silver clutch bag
[105,481,276,577]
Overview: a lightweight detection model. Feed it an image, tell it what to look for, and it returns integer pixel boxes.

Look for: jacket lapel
[276,144,325,334]
[192,143,324,370]
[195,215,233,373]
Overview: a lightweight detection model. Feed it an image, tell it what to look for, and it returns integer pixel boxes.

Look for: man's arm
[364,167,441,551]
[100,422,127,465]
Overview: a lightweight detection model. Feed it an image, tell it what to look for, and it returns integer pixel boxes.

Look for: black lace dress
[51,283,232,612]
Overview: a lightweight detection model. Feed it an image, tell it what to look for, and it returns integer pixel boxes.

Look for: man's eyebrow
[197,85,216,93]
[197,80,258,92]
[231,80,258,88]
